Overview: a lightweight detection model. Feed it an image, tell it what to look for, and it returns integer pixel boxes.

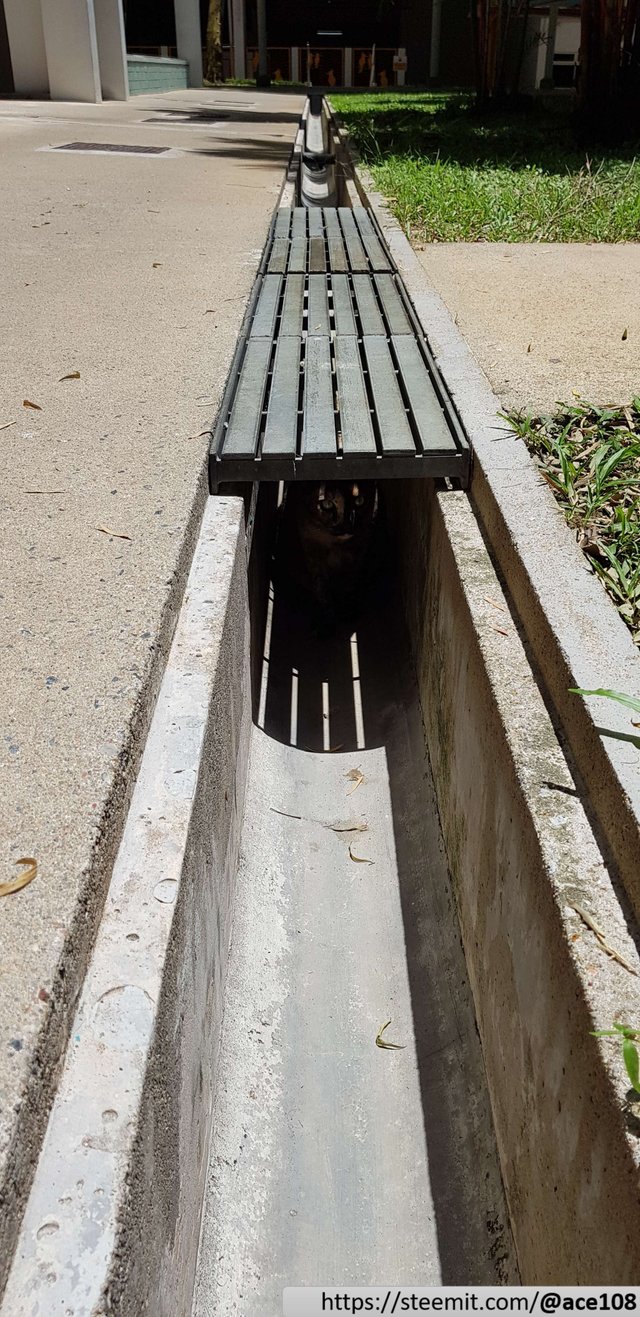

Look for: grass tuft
[331,91,640,242]
[506,401,640,644]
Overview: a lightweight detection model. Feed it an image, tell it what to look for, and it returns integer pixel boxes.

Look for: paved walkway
[0,87,303,1282]
[417,242,640,413]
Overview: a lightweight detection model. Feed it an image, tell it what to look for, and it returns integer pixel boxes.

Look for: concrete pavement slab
[0,86,303,1292]
[415,242,640,412]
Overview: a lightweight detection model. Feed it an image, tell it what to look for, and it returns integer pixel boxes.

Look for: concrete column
[40,0,102,101]
[4,0,48,95]
[174,0,202,87]
[230,0,246,78]
[93,0,128,99]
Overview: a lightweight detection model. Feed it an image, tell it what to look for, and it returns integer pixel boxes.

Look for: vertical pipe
[256,0,269,85]
[543,0,558,85]
[230,0,246,78]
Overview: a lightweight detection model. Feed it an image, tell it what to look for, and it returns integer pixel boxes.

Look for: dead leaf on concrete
[0,421,16,431]
[325,821,368,834]
[270,808,302,820]
[1,858,37,898]
[622,328,628,341]
[152,262,163,268]
[96,525,132,541]
[23,400,42,411]
[491,625,510,636]
[345,768,364,795]
[59,371,80,382]
[349,844,373,865]
[25,490,64,495]
[375,1020,405,1050]
[484,596,507,613]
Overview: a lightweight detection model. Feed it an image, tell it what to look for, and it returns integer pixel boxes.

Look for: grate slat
[303,338,336,455]
[352,274,385,336]
[222,340,272,458]
[337,208,368,273]
[280,273,305,337]
[307,275,330,336]
[331,274,357,336]
[374,274,412,335]
[392,337,457,452]
[362,337,415,454]
[262,337,302,455]
[335,338,377,454]
[250,275,283,339]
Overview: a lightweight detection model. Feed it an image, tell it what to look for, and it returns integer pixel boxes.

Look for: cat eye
[354,495,365,506]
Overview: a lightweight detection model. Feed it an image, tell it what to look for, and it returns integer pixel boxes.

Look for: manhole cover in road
[53,142,170,155]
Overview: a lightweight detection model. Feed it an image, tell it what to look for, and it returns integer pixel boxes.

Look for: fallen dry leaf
[345,768,364,796]
[375,1020,405,1051]
[59,371,80,382]
[1,857,37,899]
[622,328,628,341]
[152,262,163,268]
[0,420,16,431]
[491,625,510,636]
[325,821,368,834]
[484,595,507,613]
[349,844,373,864]
[23,400,42,411]
[96,525,132,541]
[270,807,302,820]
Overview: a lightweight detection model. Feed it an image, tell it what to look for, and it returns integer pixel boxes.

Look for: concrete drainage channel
[4,101,640,1317]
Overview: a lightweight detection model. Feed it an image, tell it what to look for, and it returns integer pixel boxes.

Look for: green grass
[507,401,640,644]
[331,91,640,241]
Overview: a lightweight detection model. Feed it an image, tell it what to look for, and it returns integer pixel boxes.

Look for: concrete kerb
[328,103,640,927]
[0,462,210,1306]
[0,497,251,1317]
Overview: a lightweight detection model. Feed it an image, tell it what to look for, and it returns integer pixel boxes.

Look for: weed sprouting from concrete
[592,1022,640,1095]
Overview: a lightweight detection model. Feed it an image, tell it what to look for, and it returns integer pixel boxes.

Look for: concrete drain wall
[391,479,640,1282]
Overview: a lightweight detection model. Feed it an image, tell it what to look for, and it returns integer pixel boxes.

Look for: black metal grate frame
[209,207,471,486]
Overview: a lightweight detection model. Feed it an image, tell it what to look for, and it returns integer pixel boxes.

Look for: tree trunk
[578,0,640,135]
[205,0,223,84]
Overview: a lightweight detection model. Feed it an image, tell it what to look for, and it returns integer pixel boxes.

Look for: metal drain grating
[210,207,471,487]
[53,142,170,155]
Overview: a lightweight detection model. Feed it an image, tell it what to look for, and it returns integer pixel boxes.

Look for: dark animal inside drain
[272,480,389,636]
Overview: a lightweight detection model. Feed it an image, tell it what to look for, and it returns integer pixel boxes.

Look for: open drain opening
[248,480,410,754]
[193,478,518,1309]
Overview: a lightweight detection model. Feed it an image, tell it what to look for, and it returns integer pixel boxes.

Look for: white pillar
[41,0,102,101]
[3,0,48,95]
[174,0,203,87]
[93,0,128,99]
